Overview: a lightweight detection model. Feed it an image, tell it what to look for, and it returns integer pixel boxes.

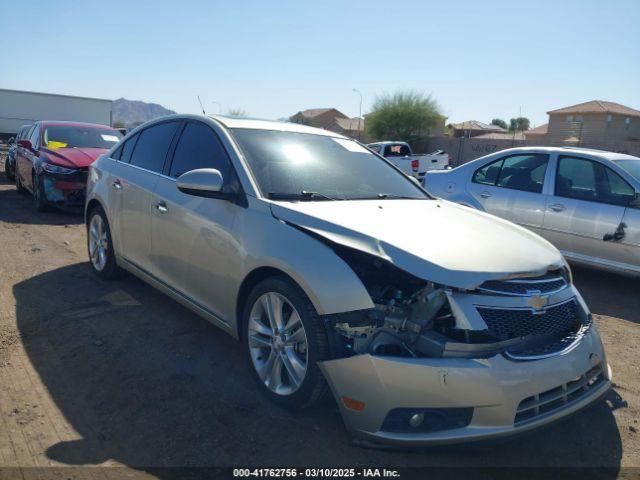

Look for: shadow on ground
[572,267,640,325]
[12,262,624,473]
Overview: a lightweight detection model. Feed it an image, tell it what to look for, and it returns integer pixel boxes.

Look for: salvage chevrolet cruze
[85,114,611,446]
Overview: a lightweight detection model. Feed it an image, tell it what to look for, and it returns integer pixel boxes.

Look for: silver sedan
[426,147,640,276]
[85,118,610,446]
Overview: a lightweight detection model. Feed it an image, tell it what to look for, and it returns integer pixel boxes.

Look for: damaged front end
[39,167,88,209]
[316,244,610,445]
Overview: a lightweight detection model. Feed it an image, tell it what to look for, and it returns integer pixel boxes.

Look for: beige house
[289,108,348,129]
[324,117,365,140]
[523,123,548,141]
[450,120,507,138]
[545,100,640,145]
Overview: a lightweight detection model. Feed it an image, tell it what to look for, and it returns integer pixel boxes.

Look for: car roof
[483,146,640,161]
[37,120,117,130]
[208,115,347,138]
[367,141,408,146]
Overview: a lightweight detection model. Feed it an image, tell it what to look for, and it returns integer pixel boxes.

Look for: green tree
[509,117,530,132]
[491,118,508,130]
[227,108,247,117]
[365,90,442,141]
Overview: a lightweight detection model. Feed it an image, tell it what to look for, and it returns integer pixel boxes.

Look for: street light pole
[352,88,363,142]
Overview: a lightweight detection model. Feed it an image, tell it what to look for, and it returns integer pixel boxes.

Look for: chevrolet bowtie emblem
[526,292,549,312]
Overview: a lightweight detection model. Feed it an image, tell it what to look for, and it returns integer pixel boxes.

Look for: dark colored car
[4,124,32,181]
[14,121,123,211]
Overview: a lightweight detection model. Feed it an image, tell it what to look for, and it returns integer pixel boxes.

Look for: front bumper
[40,170,87,208]
[320,316,610,446]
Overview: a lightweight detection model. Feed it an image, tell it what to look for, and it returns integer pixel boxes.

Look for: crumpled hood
[42,147,107,168]
[270,199,564,289]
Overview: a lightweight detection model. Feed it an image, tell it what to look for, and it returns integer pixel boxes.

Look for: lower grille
[514,363,606,425]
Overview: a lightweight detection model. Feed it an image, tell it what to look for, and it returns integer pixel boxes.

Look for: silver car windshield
[231,128,429,201]
[613,159,640,182]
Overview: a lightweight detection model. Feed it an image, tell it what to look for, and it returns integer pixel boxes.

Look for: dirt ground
[0,151,639,478]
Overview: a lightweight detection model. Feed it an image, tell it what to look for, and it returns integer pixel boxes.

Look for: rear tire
[87,205,122,279]
[243,276,331,409]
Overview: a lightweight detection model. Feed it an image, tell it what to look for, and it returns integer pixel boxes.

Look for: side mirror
[17,139,33,150]
[630,192,640,208]
[176,168,232,199]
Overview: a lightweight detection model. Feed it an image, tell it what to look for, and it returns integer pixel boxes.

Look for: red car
[14,121,123,211]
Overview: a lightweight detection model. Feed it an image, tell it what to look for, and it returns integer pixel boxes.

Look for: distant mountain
[112,98,176,128]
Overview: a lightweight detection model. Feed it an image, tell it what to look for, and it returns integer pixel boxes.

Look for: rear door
[16,124,39,189]
[541,155,633,268]
[115,121,181,274]
[151,120,243,320]
[466,153,550,229]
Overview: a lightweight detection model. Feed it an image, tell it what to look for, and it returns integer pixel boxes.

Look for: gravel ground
[0,152,638,478]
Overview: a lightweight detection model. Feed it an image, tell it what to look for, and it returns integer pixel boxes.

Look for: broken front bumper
[41,170,87,208]
[319,287,611,446]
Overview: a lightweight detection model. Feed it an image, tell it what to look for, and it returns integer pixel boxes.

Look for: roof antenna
[197,95,206,115]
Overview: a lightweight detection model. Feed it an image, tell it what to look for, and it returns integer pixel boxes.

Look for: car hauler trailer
[0,88,112,141]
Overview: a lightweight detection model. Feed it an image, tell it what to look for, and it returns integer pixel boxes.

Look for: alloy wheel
[88,214,109,272]
[248,292,309,396]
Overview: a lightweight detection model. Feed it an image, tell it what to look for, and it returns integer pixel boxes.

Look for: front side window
[129,122,179,173]
[42,125,122,150]
[169,122,232,179]
[28,125,39,147]
[556,156,635,206]
[231,129,428,200]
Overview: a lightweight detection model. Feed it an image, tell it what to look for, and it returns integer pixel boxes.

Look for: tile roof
[334,117,364,131]
[525,123,548,135]
[548,100,640,118]
[451,120,506,132]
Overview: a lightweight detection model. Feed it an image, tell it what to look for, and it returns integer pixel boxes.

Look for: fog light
[409,413,424,428]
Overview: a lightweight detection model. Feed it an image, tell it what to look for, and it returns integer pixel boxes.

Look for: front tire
[243,276,331,409]
[87,206,122,279]
[4,157,15,181]
[33,172,49,212]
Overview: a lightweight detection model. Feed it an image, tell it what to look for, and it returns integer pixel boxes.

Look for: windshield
[231,129,429,201]
[613,159,640,182]
[42,125,122,150]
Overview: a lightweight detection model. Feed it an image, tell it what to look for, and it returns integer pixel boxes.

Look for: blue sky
[1,0,638,127]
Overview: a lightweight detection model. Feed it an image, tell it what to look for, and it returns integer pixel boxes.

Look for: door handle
[480,191,491,199]
[112,179,122,190]
[155,201,168,214]
[549,203,565,212]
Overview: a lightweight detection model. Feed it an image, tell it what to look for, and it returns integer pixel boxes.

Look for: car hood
[270,199,564,289]
[42,147,107,168]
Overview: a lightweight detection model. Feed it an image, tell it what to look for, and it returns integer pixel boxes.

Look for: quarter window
[120,133,140,163]
[472,158,504,186]
[129,122,180,173]
[556,156,635,206]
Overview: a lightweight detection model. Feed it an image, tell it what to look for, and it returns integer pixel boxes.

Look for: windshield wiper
[267,191,343,201]
[376,193,424,199]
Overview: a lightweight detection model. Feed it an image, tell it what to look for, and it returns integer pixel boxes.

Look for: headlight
[42,163,78,175]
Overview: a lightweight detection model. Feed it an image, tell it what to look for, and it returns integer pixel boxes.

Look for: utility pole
[352,88,363,142]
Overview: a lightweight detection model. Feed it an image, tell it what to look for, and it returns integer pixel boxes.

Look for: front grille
[479,273,567,296]
[514,363,606,425]
[477,299,580,341]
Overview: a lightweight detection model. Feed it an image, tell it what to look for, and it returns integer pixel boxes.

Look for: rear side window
[169,122,233,179]
[473,158,504,185]
[496,154,549,193]
[473,154,549,194]
[129,122,179,173]
[119,133,140,163]
[368,145,381,153]
[384,144,411,157]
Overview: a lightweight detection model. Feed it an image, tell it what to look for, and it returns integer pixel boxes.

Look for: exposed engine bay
[323,244,588,360]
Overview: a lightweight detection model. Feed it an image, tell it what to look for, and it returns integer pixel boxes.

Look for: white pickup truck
[367,141,451,184]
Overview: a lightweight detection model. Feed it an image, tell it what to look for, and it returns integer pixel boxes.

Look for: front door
[541,155,634,269]
[150,120,243,321]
